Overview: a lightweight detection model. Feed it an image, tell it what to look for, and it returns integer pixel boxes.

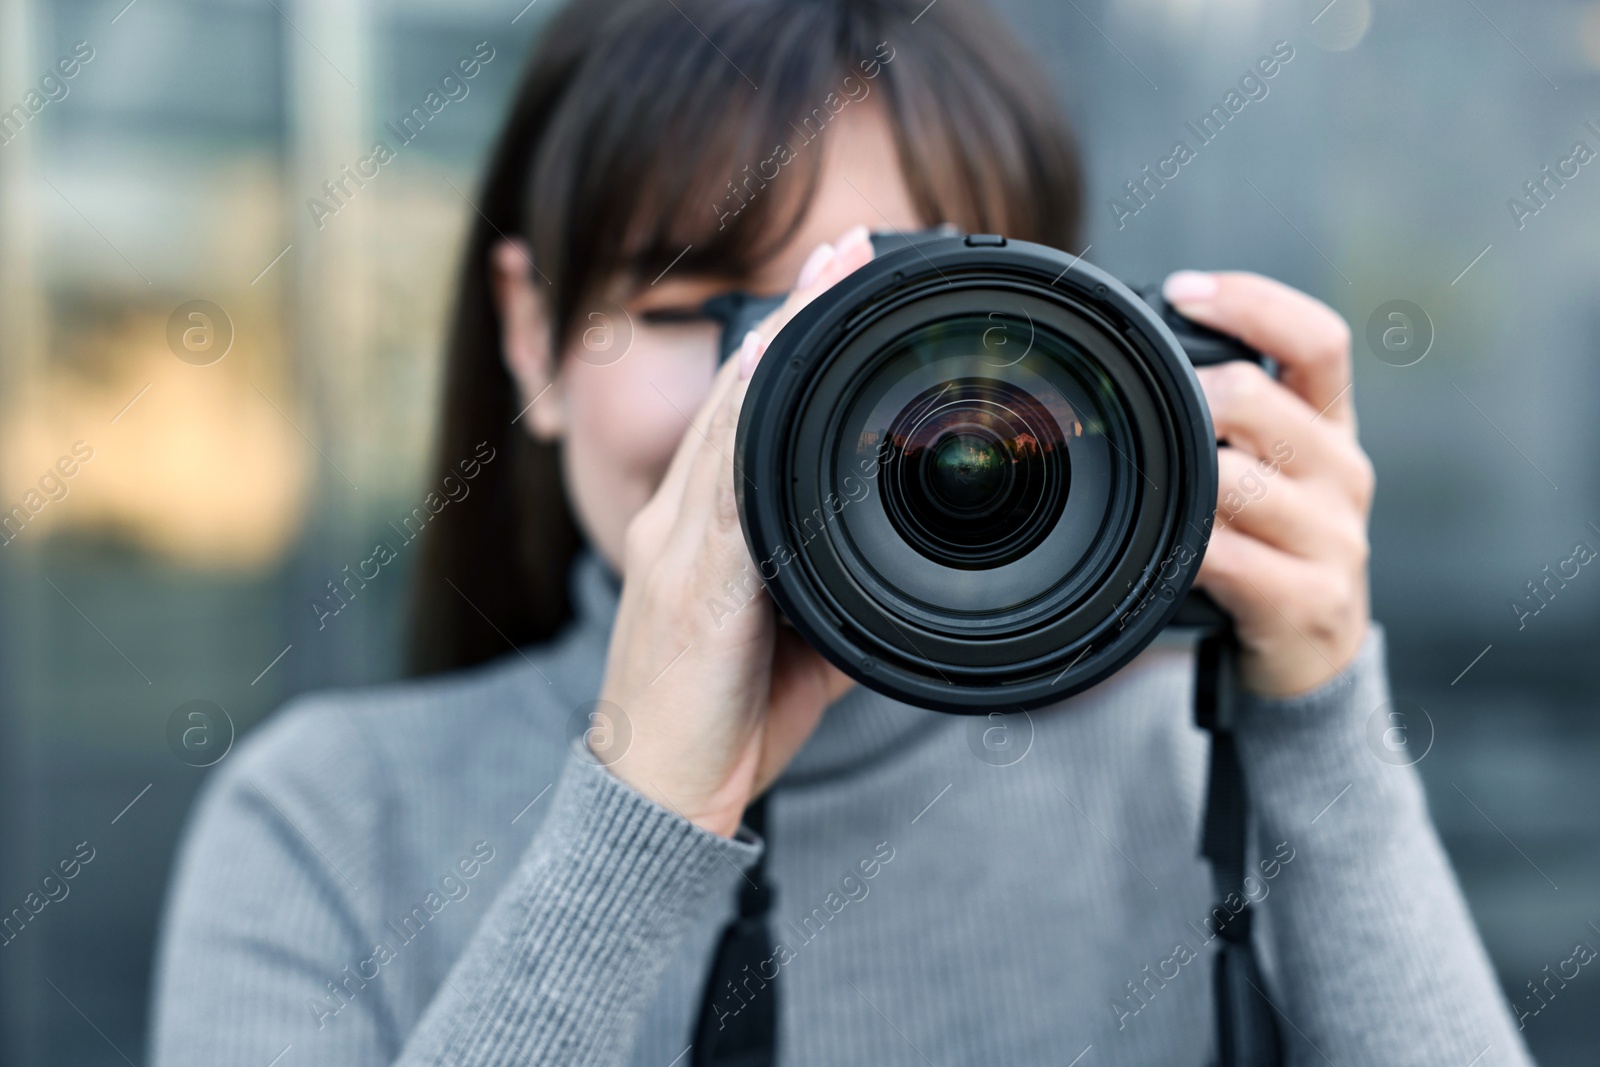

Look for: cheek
[558,333,718,564]
[568,371,685,474]
[569,336,717,474]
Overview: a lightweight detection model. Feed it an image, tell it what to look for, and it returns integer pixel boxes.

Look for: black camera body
[707,230,1267,714]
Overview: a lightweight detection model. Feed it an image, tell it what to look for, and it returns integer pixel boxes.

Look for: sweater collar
[559,550,946,786]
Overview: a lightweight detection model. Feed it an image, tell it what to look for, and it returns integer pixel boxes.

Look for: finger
[738,328,769,379]
[758,632,853,791]
[663,225,874,555]
[1164,270,1354,427]
[1213,447,1361,561]
[716,228,874,537]
[800,224,874,297]
[1197,361,1372,502]
[1196,524,1368,698]
[670,368,756,570]
[652,344,749,519]
[1195,525,1339,644]
[756,224,875,344]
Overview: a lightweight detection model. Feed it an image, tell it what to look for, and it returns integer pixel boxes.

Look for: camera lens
[826,311,1136,625]
[881,378,1069,569]
[734,235,1219,713]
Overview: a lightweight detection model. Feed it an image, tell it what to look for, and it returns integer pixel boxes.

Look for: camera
[703,229,1268,714]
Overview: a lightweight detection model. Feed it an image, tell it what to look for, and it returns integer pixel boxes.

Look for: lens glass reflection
[881,378,1069,569]
[827,310,1139,617]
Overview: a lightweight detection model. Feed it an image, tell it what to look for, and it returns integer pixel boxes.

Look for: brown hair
[408,0,1085,675]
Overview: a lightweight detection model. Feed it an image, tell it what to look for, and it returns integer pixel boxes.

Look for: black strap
[693,795,778,1067]
[1195,630,1284,1067]
[690,633,1281,1067]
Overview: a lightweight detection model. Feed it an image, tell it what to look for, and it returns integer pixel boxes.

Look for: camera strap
[1195,629,1284,1067]
[692,633,1281,1067]
[693,795,777,1067]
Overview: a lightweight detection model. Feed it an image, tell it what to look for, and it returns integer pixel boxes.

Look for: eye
[638,307,710,325]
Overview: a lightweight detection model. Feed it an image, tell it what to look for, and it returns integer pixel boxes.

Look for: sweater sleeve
[394,754,760,1065]
[1232,627,1533,1067]
[148,702,759,1067]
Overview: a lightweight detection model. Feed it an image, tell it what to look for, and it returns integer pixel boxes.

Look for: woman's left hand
[1162,270,1374,699]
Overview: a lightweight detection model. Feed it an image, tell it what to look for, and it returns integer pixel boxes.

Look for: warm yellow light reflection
[3,314,310,569]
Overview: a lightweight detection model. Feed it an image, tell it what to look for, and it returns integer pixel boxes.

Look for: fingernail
[738,330,765,379]
[797,243,836,288]
[1163,270,1218,305]
[835,224,872,257]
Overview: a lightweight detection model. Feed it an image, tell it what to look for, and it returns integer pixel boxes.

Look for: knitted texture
[149,554,1532,1066]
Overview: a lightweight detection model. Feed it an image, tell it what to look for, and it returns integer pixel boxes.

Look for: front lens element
[928,433,1008,512]
[881,378,1069,569]
[822,308,1136,620]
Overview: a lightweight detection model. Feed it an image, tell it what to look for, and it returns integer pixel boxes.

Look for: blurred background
[0,0,1596,1062]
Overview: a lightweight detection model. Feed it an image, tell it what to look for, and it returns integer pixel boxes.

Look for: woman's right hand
[594,225,876,837]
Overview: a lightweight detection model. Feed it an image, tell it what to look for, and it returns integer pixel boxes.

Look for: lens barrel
[734,233,1248,714]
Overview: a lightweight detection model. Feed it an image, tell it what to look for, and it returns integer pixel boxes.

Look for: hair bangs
[524,1,868,346]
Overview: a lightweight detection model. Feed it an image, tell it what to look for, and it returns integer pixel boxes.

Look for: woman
[150,1,1531,1064]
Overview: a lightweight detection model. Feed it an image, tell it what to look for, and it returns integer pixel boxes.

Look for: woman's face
[494,104,924,574]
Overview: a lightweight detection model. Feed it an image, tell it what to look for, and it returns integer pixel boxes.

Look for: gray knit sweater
[149,552,1532,1066]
